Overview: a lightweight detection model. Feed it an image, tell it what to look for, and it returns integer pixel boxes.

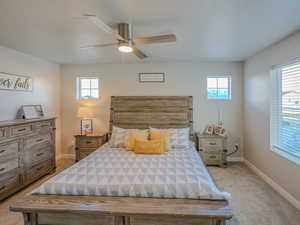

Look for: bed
[10,96,233,225]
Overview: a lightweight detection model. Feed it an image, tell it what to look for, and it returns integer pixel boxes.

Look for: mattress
[32,143,231,200]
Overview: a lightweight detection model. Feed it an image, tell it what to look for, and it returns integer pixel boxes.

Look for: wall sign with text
[139,73,165,83]
[0,72,33,91]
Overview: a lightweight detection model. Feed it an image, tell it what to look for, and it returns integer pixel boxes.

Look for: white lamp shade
[77,107,95,118]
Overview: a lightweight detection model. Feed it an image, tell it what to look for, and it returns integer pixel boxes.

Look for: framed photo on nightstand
[80,119,93,135]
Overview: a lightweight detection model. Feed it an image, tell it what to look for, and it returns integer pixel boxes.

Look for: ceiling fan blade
[80,43,118,49]
[132,47,147,59]
[133,34,176,45]
[83,14,124,41]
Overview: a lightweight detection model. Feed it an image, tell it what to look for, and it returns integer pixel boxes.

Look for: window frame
[270,60,300,165]
[206,75,232,100]
[76,76,100,100]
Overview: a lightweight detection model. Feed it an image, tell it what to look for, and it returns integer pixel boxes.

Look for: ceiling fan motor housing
[118,23,132,43]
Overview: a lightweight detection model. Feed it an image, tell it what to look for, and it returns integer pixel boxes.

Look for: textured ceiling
[0,0,300,64]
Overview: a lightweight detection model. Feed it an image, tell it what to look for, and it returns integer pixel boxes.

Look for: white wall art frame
[139,73,165,83]
[0,72,33,92]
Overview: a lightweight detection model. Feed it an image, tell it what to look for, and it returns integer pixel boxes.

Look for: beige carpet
[0,160,299,225]
[208,163,300,225]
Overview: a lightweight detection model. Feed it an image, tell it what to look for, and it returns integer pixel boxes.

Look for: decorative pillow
[109,126,149,148]
[134,139,164,155]
[109,126,128,148]
[149,130,171,152]
[150,127,190,148]
[127,130,148,151]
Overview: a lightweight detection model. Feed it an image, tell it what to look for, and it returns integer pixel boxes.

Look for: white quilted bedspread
[32,143,231,200]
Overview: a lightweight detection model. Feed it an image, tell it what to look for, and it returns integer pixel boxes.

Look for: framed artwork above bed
[138,73,165,83]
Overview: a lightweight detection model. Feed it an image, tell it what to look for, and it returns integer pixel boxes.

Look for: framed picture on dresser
[18,105,44,119]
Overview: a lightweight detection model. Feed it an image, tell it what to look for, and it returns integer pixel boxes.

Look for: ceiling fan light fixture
[118,42,133,53]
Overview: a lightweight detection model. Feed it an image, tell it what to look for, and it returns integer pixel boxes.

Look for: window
[271,61,300,162]
[207,76,231,99]
[76,77,99,100]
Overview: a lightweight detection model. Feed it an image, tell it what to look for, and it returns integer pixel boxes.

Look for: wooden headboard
[110,96,193,136]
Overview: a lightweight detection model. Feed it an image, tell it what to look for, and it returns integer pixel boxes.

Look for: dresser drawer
[35,120,52,128]
[0,128,6,139]
[24,134,51,149]
[11,125,32,136]
[0,175,19,200]
[201,149,220,154]
[78,137,99,148]
[204,152,221,161]
[200,138,223,148]
[24,146,52,166]
[0,156,18,175]
[78,150,94,160]
[0,142,18,159]
[34,120,53,132]
[26,160,52,182]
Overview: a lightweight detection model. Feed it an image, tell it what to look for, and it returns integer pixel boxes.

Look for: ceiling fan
[80,14,177,59]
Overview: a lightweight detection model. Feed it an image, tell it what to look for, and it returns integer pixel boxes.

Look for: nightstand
[197,133,227,167]
[74,131,108,161]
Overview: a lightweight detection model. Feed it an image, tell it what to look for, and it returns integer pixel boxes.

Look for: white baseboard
[227,156,244,162]
[57,154,75,160]
[244,159,300,211]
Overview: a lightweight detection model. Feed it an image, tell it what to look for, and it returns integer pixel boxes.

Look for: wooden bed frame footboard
[10,195,232,225]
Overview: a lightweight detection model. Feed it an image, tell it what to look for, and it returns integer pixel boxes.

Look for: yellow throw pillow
[149,130,171,152]
[134,139,164,154]
[126,130,148,151]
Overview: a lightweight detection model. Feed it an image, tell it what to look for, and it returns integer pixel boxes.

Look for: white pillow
[150,127,190,148]
[109,126,148,148]
[109,126,127,148]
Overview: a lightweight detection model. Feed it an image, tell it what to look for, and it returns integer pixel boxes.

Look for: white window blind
[271,61,300,159]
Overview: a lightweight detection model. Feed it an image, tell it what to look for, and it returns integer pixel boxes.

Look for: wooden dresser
[75,132,108,162]
[0,117,56,201]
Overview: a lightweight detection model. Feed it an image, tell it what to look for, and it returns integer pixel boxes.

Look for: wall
[60,62,243,158]
[0,46,62,157]
[244,30,300,203]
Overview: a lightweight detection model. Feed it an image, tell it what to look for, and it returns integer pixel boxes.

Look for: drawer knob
[209,155,217,159]
[0,149,6,154]
[209,142,216,145]
[86,141,92,144]
[36,166,44,171]
[36,152,44,157]
[0,168,5,172]
[0,185,6,192]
